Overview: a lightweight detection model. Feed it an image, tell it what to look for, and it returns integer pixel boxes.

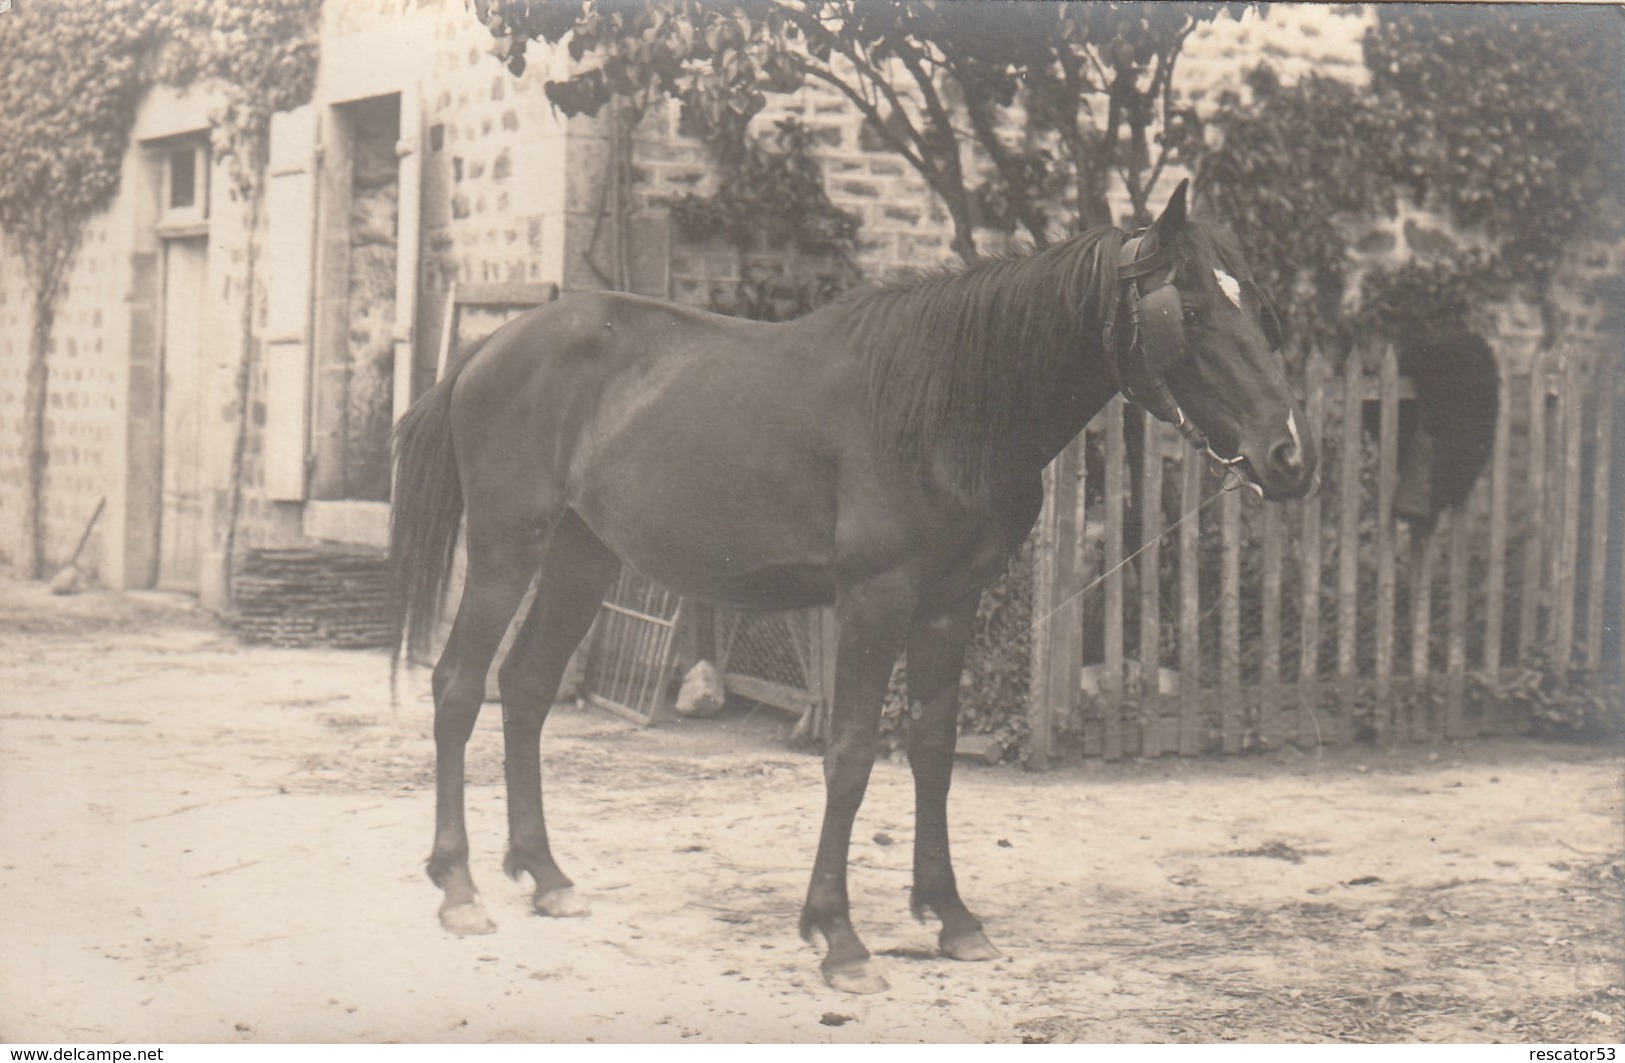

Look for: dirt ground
[0,575,1620,1045]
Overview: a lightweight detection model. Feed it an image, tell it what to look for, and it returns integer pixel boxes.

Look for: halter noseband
[1103,232,1257,494]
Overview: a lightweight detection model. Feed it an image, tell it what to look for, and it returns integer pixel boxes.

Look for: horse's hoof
[941,929,1001,962]
[534,887,591,918]
[822,960,889,995]
[440,901,496,936]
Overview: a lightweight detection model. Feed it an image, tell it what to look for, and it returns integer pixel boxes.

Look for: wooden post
[1297,350,1327,746]
[1445,507,1471,737]
[1259,496,1283,747]
[1375,345,1400,742]
[1484,357,1511,728]
[1103,399,1127,760]
[1138,416,1167,756]
[1585,355,1616,669]
[805,606,839,744]
[1336,351,1363,742]
[1220,485,1242,753]
[1518,350,1549,664]
[1179,447,1203,755]
[1409,531,1436,741]
[1554,353,1584,673]
[1027,437,1084,770]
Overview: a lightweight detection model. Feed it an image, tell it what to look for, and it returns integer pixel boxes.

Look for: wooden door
[158,236,207,591]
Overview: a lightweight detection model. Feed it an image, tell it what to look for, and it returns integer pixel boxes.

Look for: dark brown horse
[388,181,1316,994]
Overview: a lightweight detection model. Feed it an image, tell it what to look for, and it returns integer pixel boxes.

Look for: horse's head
[1109,180,1318,500]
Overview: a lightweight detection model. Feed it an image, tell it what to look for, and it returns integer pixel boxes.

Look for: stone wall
[0,155,142,580]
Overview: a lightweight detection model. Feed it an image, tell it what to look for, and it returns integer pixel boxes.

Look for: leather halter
[1103,232,1256,493]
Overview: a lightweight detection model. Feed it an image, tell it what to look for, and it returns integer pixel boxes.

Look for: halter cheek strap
[1104,233,1256,494]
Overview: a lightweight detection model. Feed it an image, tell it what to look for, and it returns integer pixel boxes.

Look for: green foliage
[667,116,860,322]
[0,1,158,296]
[668,118,859,256]
[474,0,1240,260]
[1198,6,1625,346]
[154,0,322,196]
[0,0,320,287]
[1471,657,1625,740]
[0,0,320,577]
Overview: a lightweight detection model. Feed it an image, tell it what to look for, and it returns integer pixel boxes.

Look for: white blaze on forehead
[1214,269,1242,309]
[1287,408,1303,454]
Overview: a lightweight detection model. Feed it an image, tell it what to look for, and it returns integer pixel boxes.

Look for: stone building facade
[0,1,1616,610]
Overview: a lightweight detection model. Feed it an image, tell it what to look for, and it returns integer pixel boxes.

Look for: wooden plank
[805,607,839,743]
[1409,531,1436,741]
[1138,416,1167,757]
[456,281,561,306]
[1220,485,1242,753]
[725,673,812,717]
[1179,446,1203,755]
[1585,355,1616,669]
[1297,350,1327,747]
[1259,497,1283,747]
[1518,351,1549,664]
[1554,353,1584,672]
[392,84,424,426]
[1375,344,1399,742]
[1445,506,1472,737]
[1027,438,1083,770]
[1103,399,1127,760]
[1336,351,1363,741]
[1484,356,1511,696]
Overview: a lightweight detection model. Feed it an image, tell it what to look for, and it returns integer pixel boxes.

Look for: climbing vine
[1196,4,1624,347]
[665,116,861,321]
[0,0,321,577]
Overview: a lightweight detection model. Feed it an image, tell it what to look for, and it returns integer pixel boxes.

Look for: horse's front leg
[906,592,1000,961]
[800,575,913,995]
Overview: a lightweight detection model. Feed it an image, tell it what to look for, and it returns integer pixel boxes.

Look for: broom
[50,496,105,595]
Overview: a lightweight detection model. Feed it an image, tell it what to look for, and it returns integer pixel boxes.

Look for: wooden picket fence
[1026,342,1622,766]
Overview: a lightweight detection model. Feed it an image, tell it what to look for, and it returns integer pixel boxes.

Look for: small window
[169,145,196,210]
[159,139,209,229]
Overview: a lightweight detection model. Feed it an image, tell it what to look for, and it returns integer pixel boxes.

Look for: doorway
[157,235,207,591]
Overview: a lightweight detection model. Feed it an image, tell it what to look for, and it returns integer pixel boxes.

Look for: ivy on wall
[665,116,861,321]
[0,0,321,577]
[1197,4,1625,348]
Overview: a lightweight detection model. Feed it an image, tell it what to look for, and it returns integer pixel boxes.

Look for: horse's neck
[994,344,1119,488]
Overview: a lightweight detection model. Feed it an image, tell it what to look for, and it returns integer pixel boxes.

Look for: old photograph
[0,0,1620,1046]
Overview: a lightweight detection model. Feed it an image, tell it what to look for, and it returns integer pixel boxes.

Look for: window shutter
[263,105,318,501]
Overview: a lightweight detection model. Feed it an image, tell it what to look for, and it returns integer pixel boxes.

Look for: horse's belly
[571,454,839,611]
[651,559,836,611]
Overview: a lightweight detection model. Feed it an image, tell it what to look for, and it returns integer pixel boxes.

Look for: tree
[473,0,1244,261]
[1196,4,1625,347]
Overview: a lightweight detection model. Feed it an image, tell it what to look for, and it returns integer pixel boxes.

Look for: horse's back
[448,291,862,607]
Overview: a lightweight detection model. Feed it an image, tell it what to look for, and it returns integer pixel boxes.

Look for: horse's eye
[1182,305,1200,327]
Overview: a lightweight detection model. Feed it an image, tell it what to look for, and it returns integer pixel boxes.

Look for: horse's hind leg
[906,592,1000,962]
[428,528,541,935]
[497,511,619,918]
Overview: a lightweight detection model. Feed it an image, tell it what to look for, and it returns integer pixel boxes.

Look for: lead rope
[1017,483,1229,643]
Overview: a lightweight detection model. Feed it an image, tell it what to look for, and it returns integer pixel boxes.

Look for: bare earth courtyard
[0,575,1619,1044]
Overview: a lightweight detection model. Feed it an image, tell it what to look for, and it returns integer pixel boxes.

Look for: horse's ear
[1149,179,1190,241]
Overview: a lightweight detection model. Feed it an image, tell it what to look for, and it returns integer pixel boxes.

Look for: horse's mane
[836,221,1251,496]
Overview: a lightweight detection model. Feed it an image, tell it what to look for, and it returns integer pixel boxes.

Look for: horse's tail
[388,340,483,683]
